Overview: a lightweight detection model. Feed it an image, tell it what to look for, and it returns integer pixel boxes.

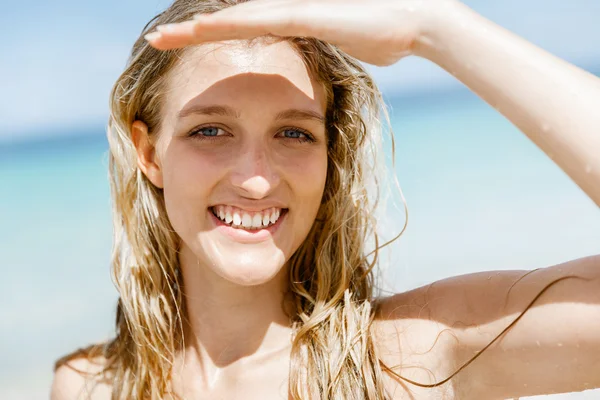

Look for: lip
[208,208,287,243]
[208,202,288,213]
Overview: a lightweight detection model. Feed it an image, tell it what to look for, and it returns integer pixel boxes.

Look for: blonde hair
[55,1,575,398]
[56,0,399,398]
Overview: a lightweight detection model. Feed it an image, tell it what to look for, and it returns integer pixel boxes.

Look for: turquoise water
[1,90,599,399]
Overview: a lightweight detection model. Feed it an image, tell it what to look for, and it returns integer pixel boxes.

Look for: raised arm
[431,255,600,398]
[415,1,600,207]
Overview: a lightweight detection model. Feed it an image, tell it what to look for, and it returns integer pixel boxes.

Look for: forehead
[162,40,326,120]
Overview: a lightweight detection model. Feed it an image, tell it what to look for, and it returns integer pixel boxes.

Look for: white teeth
[233,213,241,226]
[241,213,252,228]
[270,210,278,224]
[213,206,283,229]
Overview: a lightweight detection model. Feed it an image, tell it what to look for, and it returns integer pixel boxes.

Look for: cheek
[303,155,328,201]
[279,146,328,211]
[160,142,228,234]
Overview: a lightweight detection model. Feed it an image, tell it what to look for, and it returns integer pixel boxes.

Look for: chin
[205,243,288,287]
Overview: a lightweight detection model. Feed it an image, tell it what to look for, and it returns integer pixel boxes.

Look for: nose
[230,144,280,199]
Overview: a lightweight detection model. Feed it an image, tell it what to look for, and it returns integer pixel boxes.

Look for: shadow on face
[141,41,330,287]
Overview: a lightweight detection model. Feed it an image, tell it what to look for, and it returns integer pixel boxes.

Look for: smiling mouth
[210,205,288,230]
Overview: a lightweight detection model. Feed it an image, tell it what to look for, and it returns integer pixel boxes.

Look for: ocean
[1,89,599,399]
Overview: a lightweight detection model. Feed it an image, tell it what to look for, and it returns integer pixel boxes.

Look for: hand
[144,0,456,66]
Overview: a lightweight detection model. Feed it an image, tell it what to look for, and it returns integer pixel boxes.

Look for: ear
[131,120,164,188]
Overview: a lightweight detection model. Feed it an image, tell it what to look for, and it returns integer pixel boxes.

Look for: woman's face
[144,40,328,286]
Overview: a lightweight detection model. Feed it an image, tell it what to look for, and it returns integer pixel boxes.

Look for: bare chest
[177,373,456,400]
[174,337,458,400]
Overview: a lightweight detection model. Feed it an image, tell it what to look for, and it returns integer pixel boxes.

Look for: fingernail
[156,24,177,33]
[144,31,162,41]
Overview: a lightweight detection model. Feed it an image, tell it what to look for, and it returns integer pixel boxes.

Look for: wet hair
[54,1,574,399]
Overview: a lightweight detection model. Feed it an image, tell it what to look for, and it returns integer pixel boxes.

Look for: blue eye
[188,126,225,140]
[283,129,303,139]
[198,127,220,137]
[281,128,314,143]
[188,126,315,143]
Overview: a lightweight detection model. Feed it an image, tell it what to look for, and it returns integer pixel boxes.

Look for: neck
[176,246,294,375]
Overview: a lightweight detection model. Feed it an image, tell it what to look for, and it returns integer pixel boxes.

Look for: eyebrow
[177,104,325,124]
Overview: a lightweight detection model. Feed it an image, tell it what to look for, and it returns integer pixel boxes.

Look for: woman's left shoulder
[371,284,467,398]
[372,255,600,398]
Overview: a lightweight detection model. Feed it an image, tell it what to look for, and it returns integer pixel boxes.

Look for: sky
[1,0,600,143]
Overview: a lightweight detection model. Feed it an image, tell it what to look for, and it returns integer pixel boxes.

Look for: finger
[145,17,271,50]
[145,20,200,50]
[143,0,277,49]
[146,0,320,50]
[195,0,318,39]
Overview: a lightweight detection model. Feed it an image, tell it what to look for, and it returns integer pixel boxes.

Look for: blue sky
[1,0,600,143]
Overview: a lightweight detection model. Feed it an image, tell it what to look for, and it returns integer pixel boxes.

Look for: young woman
[51,0,600,399]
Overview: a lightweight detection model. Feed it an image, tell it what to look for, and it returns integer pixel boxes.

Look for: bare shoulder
[372,283,464,398]
[51,356,112,400]
[373,255,600,399]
